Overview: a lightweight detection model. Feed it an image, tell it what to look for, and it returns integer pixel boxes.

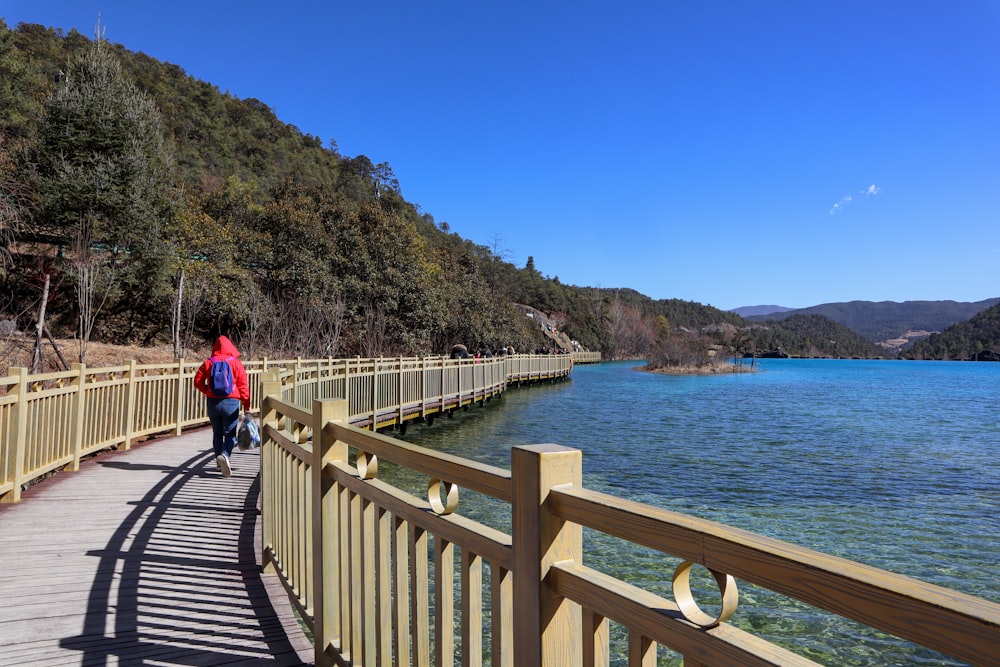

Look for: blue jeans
[207,397,240,458]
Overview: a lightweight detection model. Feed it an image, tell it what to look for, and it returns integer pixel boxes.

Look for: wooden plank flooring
[0,428,313,666]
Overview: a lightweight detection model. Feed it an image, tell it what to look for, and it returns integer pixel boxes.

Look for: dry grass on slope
[1,335,210,377]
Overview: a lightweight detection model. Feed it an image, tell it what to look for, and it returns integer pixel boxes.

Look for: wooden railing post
[441,357,447,407]
[292,358,302,405]
[313,397,349,667]
[261,369,282,406]
[342,359,350,410]
[398,356,404,424]
[3,367,29,503]
[420,356,427,420]
[122,360,137,449]
[371,359,379,428]
[260,369,282,574]
[325,357,335,399]
[512,444,583,667]
[69,363,86,471]
[174,358,185,436]
[315,358,323,399]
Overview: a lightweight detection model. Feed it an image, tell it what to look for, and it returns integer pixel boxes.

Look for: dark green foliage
[902,303,1000,360]
[37,37,176,242]
[33,29,178,345]
[252,187,342,302]
[424,247,537,354]
[115,45,349,194]
[0,22,88,146]
[0,131,33,267]
[331,202,437,354]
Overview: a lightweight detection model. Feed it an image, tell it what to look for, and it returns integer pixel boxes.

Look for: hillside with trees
[1,21,548,365]
[746,299,1000,344]
[746,315,886,359]
[0,21,937,373]
[901,303,1000,360]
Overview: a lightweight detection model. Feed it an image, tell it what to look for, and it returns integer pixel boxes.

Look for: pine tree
[35,25,177,353]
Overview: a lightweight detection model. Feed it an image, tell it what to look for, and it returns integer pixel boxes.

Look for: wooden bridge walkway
[0,426,313,666]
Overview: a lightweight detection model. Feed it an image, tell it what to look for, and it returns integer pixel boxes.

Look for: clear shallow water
[393,359,1000,665]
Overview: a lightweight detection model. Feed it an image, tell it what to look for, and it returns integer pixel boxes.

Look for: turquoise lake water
[392,359,999,665]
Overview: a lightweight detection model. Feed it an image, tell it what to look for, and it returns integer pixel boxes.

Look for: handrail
[326,421,513,502]
[571,350,601,364]
[549,485,998,666]
[259,396,1000,667]
[0,353,572,502]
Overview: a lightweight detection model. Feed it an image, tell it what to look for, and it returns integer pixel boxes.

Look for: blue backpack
[208,357,235,397]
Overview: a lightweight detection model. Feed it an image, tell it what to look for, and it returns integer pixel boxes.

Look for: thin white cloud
[830,184,879,214]
[829,194,853,215]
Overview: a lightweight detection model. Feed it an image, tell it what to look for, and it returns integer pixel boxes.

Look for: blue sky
[4,1,999,310]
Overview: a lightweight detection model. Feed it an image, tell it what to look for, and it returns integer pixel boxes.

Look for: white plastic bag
[237,411,260,450]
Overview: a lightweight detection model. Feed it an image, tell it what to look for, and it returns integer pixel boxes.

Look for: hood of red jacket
[211,336,241,359]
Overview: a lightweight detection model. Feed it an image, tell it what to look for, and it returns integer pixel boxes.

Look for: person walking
[193,336,251,478]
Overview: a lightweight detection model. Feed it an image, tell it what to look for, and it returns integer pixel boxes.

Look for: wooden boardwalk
[0,427,313,666]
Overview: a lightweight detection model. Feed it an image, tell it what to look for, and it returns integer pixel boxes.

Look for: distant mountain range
[730,305,794,318]
[732,299,1000,347]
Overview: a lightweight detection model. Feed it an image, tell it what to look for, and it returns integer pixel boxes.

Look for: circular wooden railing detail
[672,560,739,628]
[357,451,378,480]
[428,479,459,515]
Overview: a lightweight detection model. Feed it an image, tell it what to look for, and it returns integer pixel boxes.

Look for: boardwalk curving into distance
[0,426,312,666]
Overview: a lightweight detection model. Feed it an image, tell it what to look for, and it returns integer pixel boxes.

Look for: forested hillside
[747,299,1000,343]
[0,22,552,363]
[902,303,1000,360]
[748,315,886,359]
[0,21,923,370]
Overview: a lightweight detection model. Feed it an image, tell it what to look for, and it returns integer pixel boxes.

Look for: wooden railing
[571,351,602,364]
[0,354,572,503]
[259,391,1000,667]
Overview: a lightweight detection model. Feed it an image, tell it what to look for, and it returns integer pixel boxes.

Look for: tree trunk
[44,326,70,371]
[31,274,50,374]
[172,268,184,358]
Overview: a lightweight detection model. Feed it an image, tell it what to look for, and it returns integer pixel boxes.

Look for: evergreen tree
[35,26,177,349]
[0,131,33,267]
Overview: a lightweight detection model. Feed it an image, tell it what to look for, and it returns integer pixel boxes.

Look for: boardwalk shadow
[60,449,309,666]
[98,460,215,476]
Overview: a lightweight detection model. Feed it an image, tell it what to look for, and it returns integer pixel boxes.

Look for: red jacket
[194,336,251,410]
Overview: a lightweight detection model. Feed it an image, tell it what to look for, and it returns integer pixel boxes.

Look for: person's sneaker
[217,454,231,478]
